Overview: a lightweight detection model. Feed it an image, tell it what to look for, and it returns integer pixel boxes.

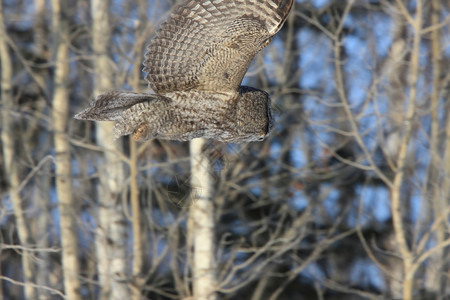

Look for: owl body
[75,0,293,143]
[112,87,273,142]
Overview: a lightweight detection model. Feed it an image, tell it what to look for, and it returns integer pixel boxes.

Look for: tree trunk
[389,1,422,299]
[129,1,147,297]
[0,1,36,298]
[51,0,82,298]
[91,0,130,298]
[189,138,217,300]
[381,7,409,299]
[34,0,52,298]
[424,0,446,296]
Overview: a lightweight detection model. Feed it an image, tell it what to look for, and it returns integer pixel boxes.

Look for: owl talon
[133,124,149,141]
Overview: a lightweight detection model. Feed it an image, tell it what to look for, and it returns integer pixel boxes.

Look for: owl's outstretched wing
[144,0,293,94]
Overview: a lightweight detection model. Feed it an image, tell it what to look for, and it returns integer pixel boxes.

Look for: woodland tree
[0,0,449,299]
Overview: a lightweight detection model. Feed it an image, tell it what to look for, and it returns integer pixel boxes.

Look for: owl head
[236,86,274,142]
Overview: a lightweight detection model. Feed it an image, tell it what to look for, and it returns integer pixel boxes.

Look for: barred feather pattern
[144,0,293,93]
[75,0,292,143]
[111,88,273,142]
[74,91,166,121]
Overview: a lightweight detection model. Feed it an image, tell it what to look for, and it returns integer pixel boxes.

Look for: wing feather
[74,91,167,121]
[144,0,293,93]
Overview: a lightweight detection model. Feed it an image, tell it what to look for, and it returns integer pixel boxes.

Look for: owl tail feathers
[74,91,157,121]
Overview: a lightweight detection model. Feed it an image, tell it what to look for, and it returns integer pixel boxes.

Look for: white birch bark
[34,1,51,298]
[389,2,422,299]
[189,138,217,300]
[51,0,82,298]
[0,1,36,298]
[380,7,409,299]
[91,0,129,298]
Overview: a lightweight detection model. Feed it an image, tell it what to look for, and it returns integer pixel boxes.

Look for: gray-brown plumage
[75,0,293,142]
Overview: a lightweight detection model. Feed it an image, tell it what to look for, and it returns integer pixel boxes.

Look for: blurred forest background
[1,0,449,299]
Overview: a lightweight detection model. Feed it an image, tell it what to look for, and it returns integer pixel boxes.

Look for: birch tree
[129,1,147,297]
[425,0,448,296]
[388,1,422,299]
[1,1,450,299]
[189,138,217,300]
[51,0,82,298]
[91,0,130,298]
[33,0,53,298]
[0,1,36,298]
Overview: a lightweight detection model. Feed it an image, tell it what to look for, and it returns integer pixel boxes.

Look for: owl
[75,0,294,143]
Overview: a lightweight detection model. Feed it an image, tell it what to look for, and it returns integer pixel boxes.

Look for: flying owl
[75,0,294,143]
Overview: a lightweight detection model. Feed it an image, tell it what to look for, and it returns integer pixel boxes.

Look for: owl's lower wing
[144,0,293,94]
[74,91,164,121]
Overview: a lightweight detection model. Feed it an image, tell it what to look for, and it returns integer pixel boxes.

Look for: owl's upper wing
[144,0,293,94]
